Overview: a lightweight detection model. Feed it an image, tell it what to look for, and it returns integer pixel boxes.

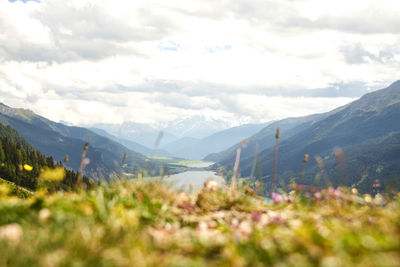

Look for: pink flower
[328,187,341,198]
[284,195,290,203]
[271,192,283,204]
[251,211,262,222]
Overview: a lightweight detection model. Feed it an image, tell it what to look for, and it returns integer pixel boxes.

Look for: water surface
[146,161,224,191]
[187,162,214,168]
[165,170,224,191]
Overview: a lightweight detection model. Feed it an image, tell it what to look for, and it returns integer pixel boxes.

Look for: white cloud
[0,0,399,127]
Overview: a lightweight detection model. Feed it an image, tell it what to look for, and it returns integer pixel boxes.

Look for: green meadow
[1,178,399,266]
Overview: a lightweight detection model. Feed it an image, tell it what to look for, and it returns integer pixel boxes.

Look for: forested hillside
[0,123,85,191]
[0,103,154,179]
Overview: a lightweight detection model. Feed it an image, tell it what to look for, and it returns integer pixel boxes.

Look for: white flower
[0,224,23,244]
[205,180,218,190]
[197,221,208,232]
[39,208,51,223]
[239,221,252,236]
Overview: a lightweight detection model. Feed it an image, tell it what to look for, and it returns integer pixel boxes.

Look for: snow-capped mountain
[162,115,234,139]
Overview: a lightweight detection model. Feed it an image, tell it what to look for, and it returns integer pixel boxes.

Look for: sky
[0,0,399,127]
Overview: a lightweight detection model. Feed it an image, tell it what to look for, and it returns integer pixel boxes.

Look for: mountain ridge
[161,122,272,159]
[0,104,150,179]
[210,81,400,193]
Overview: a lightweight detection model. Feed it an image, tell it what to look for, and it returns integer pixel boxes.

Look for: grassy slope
[0,177,33,198]
[0,180,399,266]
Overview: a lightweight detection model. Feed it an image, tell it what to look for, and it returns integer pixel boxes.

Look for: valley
[1,81,399,194]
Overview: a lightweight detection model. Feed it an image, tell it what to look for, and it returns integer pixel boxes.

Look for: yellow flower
[39,167,65,182]
[0,184,10,196]
[23,164,33,172]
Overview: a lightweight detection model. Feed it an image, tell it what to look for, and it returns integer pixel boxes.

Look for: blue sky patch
[206,44,232,53]
[158,41,181,52]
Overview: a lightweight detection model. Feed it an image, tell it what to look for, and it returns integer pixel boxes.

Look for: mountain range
[207,81,400,193]
[92,118,270,159]
[161,123,271,159]
[1,80,399,192]
[89,127,173,158]
[0,103,272,178]
[161,115,234,139]
[92,122,178,149]
[0,103,149,179]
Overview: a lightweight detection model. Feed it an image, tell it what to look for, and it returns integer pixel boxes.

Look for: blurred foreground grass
[0,179,399,267]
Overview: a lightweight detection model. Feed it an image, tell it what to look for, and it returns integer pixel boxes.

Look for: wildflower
[328,187,341,198]
[288,190,296,202]
[205,180,218,190]
[373,194,384,205]
[23,164,33,171]
[136,191,144,202]
[351,188,358,195]
[251,211,262,222]
[314,192,322,200]
[39,208,51,223]
[271,192,283,204]
[197,221,208,232]
[231,218,239,228]
[364,194,372,203]
[0,224,23,244]
[82,158,90,166]
[39,167,66,182]
[239,221,252,236]
[283,195,290,203]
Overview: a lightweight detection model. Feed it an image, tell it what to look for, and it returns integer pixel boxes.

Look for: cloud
[0,0,178,63]
[341,43,400,65]
[0,0,399,127]
[8,0,40,3]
